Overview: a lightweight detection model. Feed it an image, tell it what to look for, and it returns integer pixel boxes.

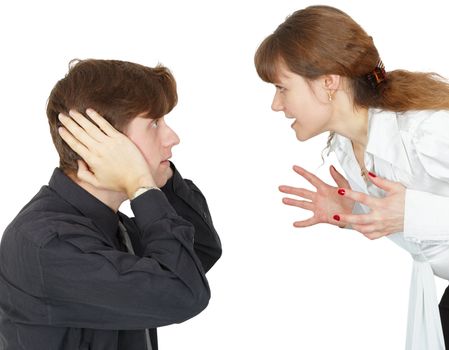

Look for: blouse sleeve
[404,110,449,241]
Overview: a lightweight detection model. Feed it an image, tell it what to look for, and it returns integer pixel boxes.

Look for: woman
[254,5,449,349]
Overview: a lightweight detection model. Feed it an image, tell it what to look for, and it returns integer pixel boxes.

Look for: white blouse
[330,108,449,350]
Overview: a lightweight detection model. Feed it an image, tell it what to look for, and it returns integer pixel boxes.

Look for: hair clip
[366,59,387,89]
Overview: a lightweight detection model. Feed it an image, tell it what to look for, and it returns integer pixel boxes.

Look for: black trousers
[439,288,449,348]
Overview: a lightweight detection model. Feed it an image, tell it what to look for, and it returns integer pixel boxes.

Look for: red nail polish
[368,172,376,177]
[337,188,345,196]
[333,215,340,221]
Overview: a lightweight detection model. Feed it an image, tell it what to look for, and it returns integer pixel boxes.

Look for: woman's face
[271,64,333,141]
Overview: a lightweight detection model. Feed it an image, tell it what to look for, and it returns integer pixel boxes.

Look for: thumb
[330,165,349,188]
[77,159,101,188]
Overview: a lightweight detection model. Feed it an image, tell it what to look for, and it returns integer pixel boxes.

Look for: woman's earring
[327,91,333,102]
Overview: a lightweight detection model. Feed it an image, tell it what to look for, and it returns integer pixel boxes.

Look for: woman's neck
[329,92,369,148]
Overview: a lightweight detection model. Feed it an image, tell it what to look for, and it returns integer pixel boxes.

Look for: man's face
[125,114,180,187]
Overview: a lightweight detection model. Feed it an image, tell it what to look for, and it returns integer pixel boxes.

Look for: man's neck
[66,172,128,212]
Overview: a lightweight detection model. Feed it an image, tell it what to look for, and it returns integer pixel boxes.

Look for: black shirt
[0,164,221,350]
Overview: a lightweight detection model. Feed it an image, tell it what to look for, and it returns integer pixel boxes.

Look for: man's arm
[4,189,210,330]
[161,162,222,272]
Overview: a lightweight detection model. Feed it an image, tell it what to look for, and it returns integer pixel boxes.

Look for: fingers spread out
[345,219,384,240]
[366,172,402,192]
[292,165,324,189]
[279,185,314,200]
[337,187,376,208]
[293,217,318,228]
[282,197,313,211]
[329,165,350,188]
[336,213,372,226]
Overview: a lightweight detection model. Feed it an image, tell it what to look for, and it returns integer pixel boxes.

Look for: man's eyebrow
[136,111,154,119]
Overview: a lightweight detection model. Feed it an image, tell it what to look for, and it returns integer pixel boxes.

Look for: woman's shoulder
[371,108,449,135]
[402,109,449,137]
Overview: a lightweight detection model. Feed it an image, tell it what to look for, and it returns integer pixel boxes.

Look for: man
[0,59,221,350]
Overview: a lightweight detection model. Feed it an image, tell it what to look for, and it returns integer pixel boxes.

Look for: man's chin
[153,165,173,188]
[154,173,169,188]
[156,178,168,188]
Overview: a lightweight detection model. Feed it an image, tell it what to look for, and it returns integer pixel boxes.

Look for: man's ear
[322,74,341,90]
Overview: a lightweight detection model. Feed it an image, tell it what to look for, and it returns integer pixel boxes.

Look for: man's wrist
[131,186,161,200]
[126,174,157,198]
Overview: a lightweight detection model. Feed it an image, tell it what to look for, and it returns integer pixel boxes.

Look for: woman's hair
[254,5,449,112]
[47,59,178,173]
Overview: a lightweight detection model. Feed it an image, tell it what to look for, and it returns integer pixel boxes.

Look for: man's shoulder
[2,185,98,249]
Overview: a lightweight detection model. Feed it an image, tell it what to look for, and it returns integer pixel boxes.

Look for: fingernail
[333,214,340,221]
[368,172,376,177]
[337,188,345,196]
[58,113,65,120]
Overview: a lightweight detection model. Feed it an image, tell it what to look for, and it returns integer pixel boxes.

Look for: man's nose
[163,125,180,148]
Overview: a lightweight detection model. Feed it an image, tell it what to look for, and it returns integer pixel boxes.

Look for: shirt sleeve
[34,189,211,330]
[404,111,449,241]
[160,162,222,272]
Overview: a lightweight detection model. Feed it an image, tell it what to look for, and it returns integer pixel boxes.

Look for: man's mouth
[161,155,172,164]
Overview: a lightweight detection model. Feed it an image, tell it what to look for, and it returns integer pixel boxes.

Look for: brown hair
[47,59,178,173]
[254,5,449,112]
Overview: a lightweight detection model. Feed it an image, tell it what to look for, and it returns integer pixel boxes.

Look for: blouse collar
[330,108,412,174]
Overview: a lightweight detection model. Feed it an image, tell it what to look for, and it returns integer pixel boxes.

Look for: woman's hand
[279,165,355,228]
[333,172,405,239]
[58,109,156,198]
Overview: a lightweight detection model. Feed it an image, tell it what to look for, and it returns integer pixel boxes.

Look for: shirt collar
[48,168,119,242]
[330,108,412,174]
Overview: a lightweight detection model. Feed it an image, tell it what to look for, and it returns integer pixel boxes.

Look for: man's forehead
[135,111,156,119]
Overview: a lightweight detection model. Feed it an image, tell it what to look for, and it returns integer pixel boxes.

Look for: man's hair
[47,59,178,173]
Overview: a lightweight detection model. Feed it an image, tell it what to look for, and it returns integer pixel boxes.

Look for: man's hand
[58,109,156,198]
[279,165,355,228]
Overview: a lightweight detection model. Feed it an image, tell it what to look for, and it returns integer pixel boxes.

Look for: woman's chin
[294,129,310,142]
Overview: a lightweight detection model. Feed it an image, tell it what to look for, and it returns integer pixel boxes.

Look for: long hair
[254,5,449,149]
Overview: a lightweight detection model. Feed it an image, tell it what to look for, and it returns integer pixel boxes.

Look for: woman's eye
[150,120,159,129]
[276,85,286,92]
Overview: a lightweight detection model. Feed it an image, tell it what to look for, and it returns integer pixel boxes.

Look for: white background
[1,1,448,349]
